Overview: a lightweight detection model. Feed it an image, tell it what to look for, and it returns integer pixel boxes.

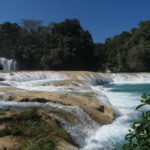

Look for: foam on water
[0,71,71,91]
[0,57,17,71]
[8,71,69,82]
[0,71,150,149]
[2,71,150,85]
[82,83,148,150]
[78,73,112,85]
[0,99,98,147]
[77,72,150,85]
[110,73,150,84]
[0,100,43,111]
[46,102,98,146]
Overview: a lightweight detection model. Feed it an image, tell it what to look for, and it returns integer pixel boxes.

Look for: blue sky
[0,0,150,42]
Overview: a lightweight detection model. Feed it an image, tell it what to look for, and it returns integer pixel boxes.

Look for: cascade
[8,71,69,82]
[0,57,17,71]
[0,71,150,149]
[2,71,150,84]
[110,73,150,83]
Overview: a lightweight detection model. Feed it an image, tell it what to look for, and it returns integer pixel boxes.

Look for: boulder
[0,87,115,125]
[0,136,22,150]
[0,108,78,150]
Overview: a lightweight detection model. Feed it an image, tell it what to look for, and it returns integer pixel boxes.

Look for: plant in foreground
[122,94,150,150]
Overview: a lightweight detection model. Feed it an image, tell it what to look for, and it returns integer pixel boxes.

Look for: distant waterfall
[0,57,17,71]
[78,73,150,85]
[2,71,150,83]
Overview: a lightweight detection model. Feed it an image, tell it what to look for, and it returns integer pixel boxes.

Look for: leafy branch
[122,94,150,150]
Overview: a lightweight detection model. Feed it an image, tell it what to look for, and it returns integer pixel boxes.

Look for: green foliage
[0,109,56,150]
[103,20,150,72]
[42,19,96,70]
[20,19,43,33]
[122,94,150,150]
[94,43,107,71]
[0,19,97,71]
[21,137,55,150]
[1,19,150,71]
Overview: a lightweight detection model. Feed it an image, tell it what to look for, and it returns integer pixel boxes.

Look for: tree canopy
[0,19,150,71]
[102,20,150,72]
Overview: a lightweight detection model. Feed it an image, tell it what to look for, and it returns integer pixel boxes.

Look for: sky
[0,0,150,42]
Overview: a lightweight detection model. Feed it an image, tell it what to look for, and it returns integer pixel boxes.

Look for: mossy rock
[0,87,115,125]
[0,108,78,150]
[42,107,80,125]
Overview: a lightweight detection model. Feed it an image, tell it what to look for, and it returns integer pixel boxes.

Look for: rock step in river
[0,71,149,150]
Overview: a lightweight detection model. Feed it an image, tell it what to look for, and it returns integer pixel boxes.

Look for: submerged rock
[36,79,83,87]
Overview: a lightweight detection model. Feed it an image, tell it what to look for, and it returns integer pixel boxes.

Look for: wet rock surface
[0,71,116,149]
[0,87,115,125]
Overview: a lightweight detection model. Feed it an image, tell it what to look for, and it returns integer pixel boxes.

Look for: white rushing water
[0,57,17,71]
[46,102,98,146]
[82,87,142,150]
[82,74,150,150]
[110,73,150,84]
[0,71,150,149]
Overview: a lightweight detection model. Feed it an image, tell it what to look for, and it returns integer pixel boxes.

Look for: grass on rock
[0,109,56,150]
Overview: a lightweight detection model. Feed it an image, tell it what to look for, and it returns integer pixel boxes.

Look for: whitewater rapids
[0,71,150,149]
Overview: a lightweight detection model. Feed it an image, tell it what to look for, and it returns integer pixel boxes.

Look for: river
[83,83,150,150]
[0,71,149,150]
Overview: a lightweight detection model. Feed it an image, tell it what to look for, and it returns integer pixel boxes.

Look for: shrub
[122,94,150,150]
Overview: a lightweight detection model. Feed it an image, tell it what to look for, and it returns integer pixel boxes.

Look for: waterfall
[110,73,150,83]
[2,71,150,84]
[0,57,17,71]
[46,102,98,147]
[2,71,150,93]
[0,71,150,149]
[78,72,150,85]
[81,73,150,150]
[7,71,69,82]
